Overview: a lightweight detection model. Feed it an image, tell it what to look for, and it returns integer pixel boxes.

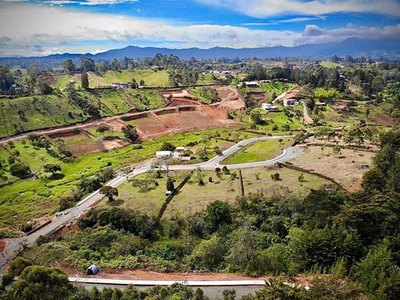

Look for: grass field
[0,94,86,138]
[221,138,293,164]
[261,82,297,101]
[102,167,330,219]
[123,89,166,111]
[54,70,170,89]
[319,61,342,68]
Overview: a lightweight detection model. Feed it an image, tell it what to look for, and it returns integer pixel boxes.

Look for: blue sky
[0,0,399,56]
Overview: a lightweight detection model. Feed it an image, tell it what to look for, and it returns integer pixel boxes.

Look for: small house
[262,103,279,111]
[176,147,185,152]
[315,102,326,107]
[245,81,258,87]
[283,98,297,107]
[156,151,172,159]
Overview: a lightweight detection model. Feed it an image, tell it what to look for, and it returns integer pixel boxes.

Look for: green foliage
[206,200,231,231]
[8,257,32,277]
[354,240,396,299]
[8,266,72,300]
[99,185,118,201]
[160,141,176,151]
[43,163,61,175]
[10,162,31,178]
[121,124,139,143]
[166,177,175,191]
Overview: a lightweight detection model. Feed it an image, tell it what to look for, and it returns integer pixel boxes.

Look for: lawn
[221,137,293,165]
[105,167,331,219]
[89,89,135,114]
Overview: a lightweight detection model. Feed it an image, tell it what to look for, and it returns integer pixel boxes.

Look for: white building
[262,103,279,111]
[283,98,298,107]
[245,81,259,87]
[156,151,172,159]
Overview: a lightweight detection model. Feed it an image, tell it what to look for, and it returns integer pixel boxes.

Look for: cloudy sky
[0,0,399,57]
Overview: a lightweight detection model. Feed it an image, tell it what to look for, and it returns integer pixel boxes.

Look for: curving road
[0,134,304,275]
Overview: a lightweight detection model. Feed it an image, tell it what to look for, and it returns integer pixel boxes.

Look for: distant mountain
[1,38,399,64]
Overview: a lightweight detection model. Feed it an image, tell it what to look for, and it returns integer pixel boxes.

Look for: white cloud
[243,16,326,26]
[0,4,301,56]
[294,23,400,44]
[196,0,400,17]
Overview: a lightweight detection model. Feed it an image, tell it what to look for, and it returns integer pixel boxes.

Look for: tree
[44,163,62,175]
[0,65,15,94]
[99,186,118,201]
[166,177,175,191]
[131,78,138,89]
[8,257,32,277]
[9,266,72,300]
[79,55,96,72]
[63,59,76,74]
[96,124,110,137]
[206,200,231,231]
[97,61,107,74]
[81,71,89,89]
[160,141,175,151]
[140,79,145,86]
[121,124,139,143]
[10,162,31,178]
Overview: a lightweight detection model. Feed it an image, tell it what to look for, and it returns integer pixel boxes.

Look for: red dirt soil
[63,267,312,287]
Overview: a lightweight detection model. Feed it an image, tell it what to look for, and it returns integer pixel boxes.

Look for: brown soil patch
[373,114,393,126]
[216,87,235,99]
[65,133,102,156]
[101,138,129,150]
[250,93,266,105]
[134,107,236,140]
[290,144,375,191]
[65,267,268,281]
[0,239,6,251]
[219,96,245,110]
[169,98,200,106]
[104,119,128,132]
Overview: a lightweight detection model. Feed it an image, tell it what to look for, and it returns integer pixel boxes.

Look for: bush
[10,163,31,178]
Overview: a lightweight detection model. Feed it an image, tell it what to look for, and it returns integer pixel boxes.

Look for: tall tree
[81,72,89,89]
[63,59,76,74]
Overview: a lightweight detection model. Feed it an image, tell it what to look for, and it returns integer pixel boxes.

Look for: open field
[54,70,170,88]
[100,167,331,219]
[0,94,86,138]
[221,137,293,164]
[319,61,342,68]
[261,82,297,101]
[289,144,375,191]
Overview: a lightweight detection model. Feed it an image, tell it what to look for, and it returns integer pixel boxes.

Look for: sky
[0,0,399,57]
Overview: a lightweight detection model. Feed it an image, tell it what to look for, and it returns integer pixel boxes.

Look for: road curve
[0,135,304,275]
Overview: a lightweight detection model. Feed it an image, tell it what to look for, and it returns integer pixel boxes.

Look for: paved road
[0,134,304,275]
[73,281,264,299]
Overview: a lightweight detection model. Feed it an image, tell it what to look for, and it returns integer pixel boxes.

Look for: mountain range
[1,38,399,64]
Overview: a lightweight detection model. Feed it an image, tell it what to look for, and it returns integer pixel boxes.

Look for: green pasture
[221,137,292,165]
[261,82,297,101]
[107,167,330,219]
